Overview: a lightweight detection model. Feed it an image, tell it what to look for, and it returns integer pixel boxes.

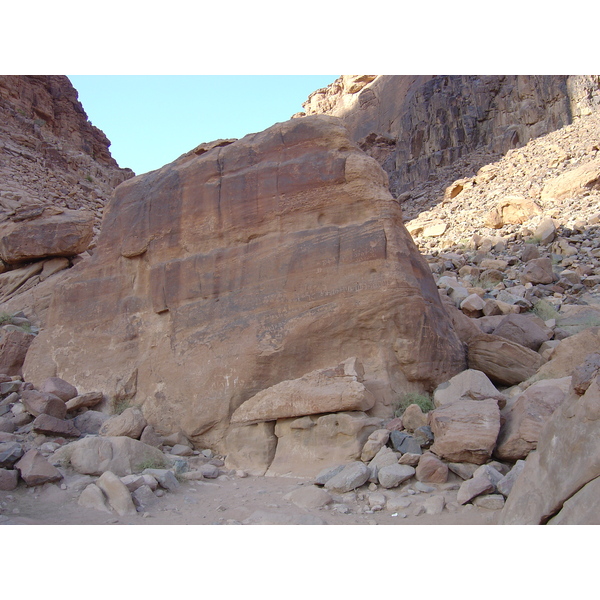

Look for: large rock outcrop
[298,75,600,196]
[24,115,466,453]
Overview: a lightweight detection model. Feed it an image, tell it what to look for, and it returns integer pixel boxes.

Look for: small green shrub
[135,457,167,472]
[394,392,434,417]
[0,312,13,325]
[112,398,131,415]
[532,299,560,322]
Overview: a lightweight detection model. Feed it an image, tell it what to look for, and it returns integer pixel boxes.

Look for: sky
[68,75,339,175]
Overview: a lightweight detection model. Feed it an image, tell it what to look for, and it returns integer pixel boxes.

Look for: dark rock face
[24,115,466,452]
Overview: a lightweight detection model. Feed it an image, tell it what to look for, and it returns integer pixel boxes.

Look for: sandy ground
[0,469,500,526]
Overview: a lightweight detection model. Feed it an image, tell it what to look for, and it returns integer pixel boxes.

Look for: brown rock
[223,422,277,476]
[467,334,545,386]
[571,353,600,395]
[429,398,501,465]
[519,258,557,285]
[541,158,600,202]
[231,359,375,425]
[65,391,104,412]
[99,407,147,439]
[433,368,506,409]
[24,114,465,454]
[21,389,67,419]
[457,476,495,505]
[0,209,95,264]
[495,377,571,461]
[415,452,448,483]
[499,374,600,524]
[15,449,62,486]
[39,377,78,401]
[96,470,137,516]
[0,467,19,490]
[492,313,553,351]
[360,428,391,462]
[400,403,428,433]
[0,328,35,376]
[32,413,81,438]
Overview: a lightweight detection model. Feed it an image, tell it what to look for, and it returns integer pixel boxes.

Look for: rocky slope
[0,76,134,322]
[2,75,600,525]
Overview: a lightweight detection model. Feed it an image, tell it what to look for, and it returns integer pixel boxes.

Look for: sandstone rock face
[230,359,375,425]
[298,75,600,196]
[0,328,35,376]
[24,115,465,454]
[499,375,600,524]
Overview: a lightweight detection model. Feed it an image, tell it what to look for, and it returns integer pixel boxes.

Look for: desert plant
[135,457,167,472]
[394,392,434,417]
[532,299,560,322]
[0,312,13,325]
[112,398,132,415]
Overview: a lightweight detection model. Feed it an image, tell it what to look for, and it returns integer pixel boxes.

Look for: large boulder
[0,209,94,264]
[0,328,36,376]
[429,398,501,464]
[23,115,465,454]
[230,358,375,424]
[499,374,600,524]
[433,368,506,408]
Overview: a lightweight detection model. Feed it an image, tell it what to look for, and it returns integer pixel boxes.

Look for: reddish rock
[415,452,448,483]
[39,377,78,401]
[32,413,81,438]
[429,399,501,465]
[21,389,67,419]
[0,328,35,376]
[24,115,466,453]
[15,449,62,486]
[0,467,19,490]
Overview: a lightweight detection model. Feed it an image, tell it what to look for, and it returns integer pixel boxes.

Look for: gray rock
[78,483,112,513]
[0,441,23,468]
[390,430,422,455]
[423,494,445,515]
[73,410,110,435]
[457,476,495,505]
[132,484,159,512]
[285,485,333,509]
[142,468,180,491]
[0,467,19,490]
[415,481,436,493]
[96,471,136,516]
[378,464,416,489]
[324,461,370,493]
[314,464,345,486]
[473,494,505,510]
[496,460,526,497]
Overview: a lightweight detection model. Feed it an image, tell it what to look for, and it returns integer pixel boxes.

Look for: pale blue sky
[68,75,338,175]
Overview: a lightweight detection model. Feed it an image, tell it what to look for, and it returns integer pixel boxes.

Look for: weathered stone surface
[519,258,557,285]
[389,430,422,455]
[32,413,81,437]
[360,428,390,462]
[131,484,159,512]
[495,377,571,461]
[429,398,501,464]
[447,462,479,480]
[433,369,506,408]
[21,389,67,419]
[0,328,35,376]
[541,158,600,202]
[139,425,164,448]
[73,410,110,435]
[547,476,600,525]
[39,377,78,402]
[142,468,180,491]
[99,407,147,439]
[15,448,62,486]
[224,421,277,476]
[23,115,466,455]
[324,461,370,493]
[467,334,545,386]
[0,467,19,490]
[52,435,168,476]
[78,483,112,513]
[499,375,600,524]
[96,470,136,516]
[423,495,446,515]
[0,441,24,467]
[266,411,380,477]
[0,209,94,264]
[378,464,416,488]
[571,353,600,395]
[314,464,345,486]
[473,494,505,510]
[415,452,448,483]
[231,359,375,424]
[492,314,553,351]
[65,391,104,412]
[457,476,495,504]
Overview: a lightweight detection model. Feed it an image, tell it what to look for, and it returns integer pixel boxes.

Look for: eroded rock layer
[23,115,465,451]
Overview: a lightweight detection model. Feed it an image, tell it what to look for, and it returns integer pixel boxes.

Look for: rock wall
[23,115,466,451]
[297,75,600,197]
[0,75,134,322]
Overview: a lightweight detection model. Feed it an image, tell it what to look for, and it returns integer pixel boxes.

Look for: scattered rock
[324,461,370,493]
[15,449,62,486]
[96,470,137,516]
[377,464,416,489]
[99,406,147,439]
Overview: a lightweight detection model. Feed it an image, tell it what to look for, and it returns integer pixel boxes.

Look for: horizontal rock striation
[24,115,465,452]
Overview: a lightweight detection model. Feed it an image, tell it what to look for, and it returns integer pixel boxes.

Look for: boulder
[131,484,159,512]
[0,328,35,376]
[224,421,277,476]
[15,449,62,486]
[377,464,416,488]
[0,441,24,468]
[65,391,104,412]
[429,398,501,464]
[51,435,168,477]
[457,476,495,505]
[20,389,67,419]
[32,413,81,437]
[23,115,466,454]
[492,314,553,351]
[519,258,557,285]
[400,404,428,432]
[360,428,390,462]
[433,369,506,409]
[495,377,571,461]
[499,374,600,524]
[415,452,448,483]
[230,359,375,425]
[285,485,333,509]
[323,461,370,493]
[99,407,147,439]
[467,334,545,386]
[0,467,19,490]
[548,476,600,525]
[266,411,380,477]
[39,377,78,401]
[73,410,110,435]
[0,208,94,264]
[78,483,112,513]
[496,460,526,497]
[541,157,600,202]
[96,470,137,516]
[389,430,422,455]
